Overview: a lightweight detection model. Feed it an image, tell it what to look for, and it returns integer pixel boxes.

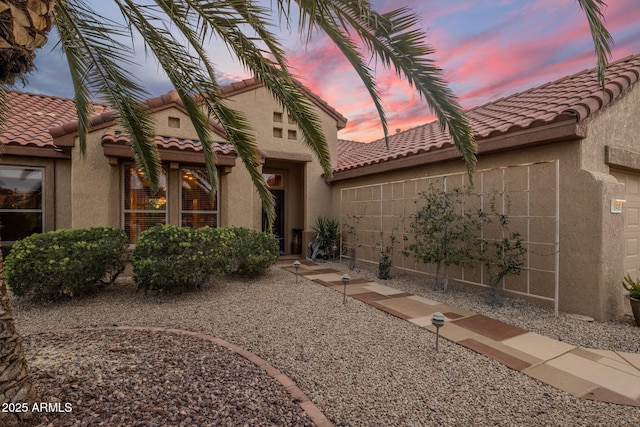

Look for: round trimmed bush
[5,227,127,301]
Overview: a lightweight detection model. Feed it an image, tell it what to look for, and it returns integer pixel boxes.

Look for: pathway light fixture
[293,261,301,283]
[342,273,350,304]
[431,312,445,352]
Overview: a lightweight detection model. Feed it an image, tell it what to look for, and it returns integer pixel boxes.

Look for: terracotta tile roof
[48,91,226,140]
[101,129,236,156]
[336,54,640,173]
[0,91,108,149]
[47,78,346,141]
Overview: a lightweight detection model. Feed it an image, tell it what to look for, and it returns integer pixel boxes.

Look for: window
[123,165,167,244]
[181,168,218,228]
[288,129,297,140]
[0,166,43,242]
[287,115,295,125]
[264,173,284,188]
[273,127,283,138]
[273,112,283,123]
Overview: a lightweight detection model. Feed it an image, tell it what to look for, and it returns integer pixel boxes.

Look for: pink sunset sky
[21,0,640,143]
[285,0,640,142]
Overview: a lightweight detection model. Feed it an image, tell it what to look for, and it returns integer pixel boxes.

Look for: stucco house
[1,53,639,321]
[0,79,346,254]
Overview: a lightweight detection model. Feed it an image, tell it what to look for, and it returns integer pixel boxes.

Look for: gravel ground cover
[11,264,640,426]
[24,329,313,426]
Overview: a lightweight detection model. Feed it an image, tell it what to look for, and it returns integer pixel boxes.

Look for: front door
[262,172,286,254]
[270,189,285,253]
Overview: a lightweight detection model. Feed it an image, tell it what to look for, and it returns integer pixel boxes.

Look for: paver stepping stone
[373,296,437,319]
[547,352,640,400]
[501,332,575,361]
[280,260,640,408]
[452,314,528,341]
[458,338,532,371]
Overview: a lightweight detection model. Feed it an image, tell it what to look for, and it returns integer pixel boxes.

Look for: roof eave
[101,141,237,167]
[330,116,582,182]
[0,144,72,159]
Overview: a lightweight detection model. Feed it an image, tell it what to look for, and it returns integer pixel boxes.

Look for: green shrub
[133,225,208,294]
[225,227,279,277]
[5,227,127,301]
[133,225,279,294]
[195,226,236,275]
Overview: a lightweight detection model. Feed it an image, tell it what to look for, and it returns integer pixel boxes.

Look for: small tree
[406,186,479,291]
[342,213,363,270]
[477,195,527,306]
[377,232,397,280]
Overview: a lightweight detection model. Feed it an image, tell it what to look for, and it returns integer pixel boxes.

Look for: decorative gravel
[11,264,640,426]
[24,329,313,426]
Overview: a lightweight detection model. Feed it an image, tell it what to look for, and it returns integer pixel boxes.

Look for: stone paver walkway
[279,259,640,408]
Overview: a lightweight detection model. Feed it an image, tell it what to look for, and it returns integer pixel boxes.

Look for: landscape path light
[293,261,301,284]
[431,312,445,352]
[342,273,350,304]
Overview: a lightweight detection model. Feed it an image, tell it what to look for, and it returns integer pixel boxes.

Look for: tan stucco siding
[579,84,640,318]
[70,129,118,229]
[54,158,72,229]
[330,136,628,320]
[581,85,640,173]
[223,86,337,235]
[151,108,201,139]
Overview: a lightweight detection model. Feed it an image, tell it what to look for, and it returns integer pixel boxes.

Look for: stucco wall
[223,86,338,239]
[330,131,631,320]
[576,84,640,318]
[54,158,72,229]
[70,128,117,229]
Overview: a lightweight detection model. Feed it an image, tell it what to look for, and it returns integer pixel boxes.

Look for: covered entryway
[262,161,305,256]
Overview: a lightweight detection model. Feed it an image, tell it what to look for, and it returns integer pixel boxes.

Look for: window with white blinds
[180,168,218,228]
[122,165,167,244]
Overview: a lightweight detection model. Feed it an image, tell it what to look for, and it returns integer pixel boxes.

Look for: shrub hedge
[5,227,128,301]
[225,226,279,277]
[133,225,279,294]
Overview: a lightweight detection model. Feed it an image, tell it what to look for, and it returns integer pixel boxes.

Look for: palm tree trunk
[0,0,56,84]
[0,242,36,426]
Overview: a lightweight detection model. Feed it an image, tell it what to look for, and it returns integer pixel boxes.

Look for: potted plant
[622,273,640,326]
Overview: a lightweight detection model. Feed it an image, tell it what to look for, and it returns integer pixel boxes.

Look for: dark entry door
[263,189,285,254]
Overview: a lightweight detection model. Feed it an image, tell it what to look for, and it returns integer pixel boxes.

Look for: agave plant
[622,272,640,299]
[310,216,341,260]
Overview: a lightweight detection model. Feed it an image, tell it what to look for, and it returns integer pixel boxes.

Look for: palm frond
[140,0,276,223]
[117,0,220,194]
[186,0,333,181]
[575,0,613,86]
[309,1,476,173]
[294,0,388,148]
[219,0,291,73]
[54,0,161,188]
[0,86,8,154]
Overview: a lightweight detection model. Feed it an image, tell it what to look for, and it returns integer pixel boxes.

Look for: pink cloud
[287,0,640,143]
